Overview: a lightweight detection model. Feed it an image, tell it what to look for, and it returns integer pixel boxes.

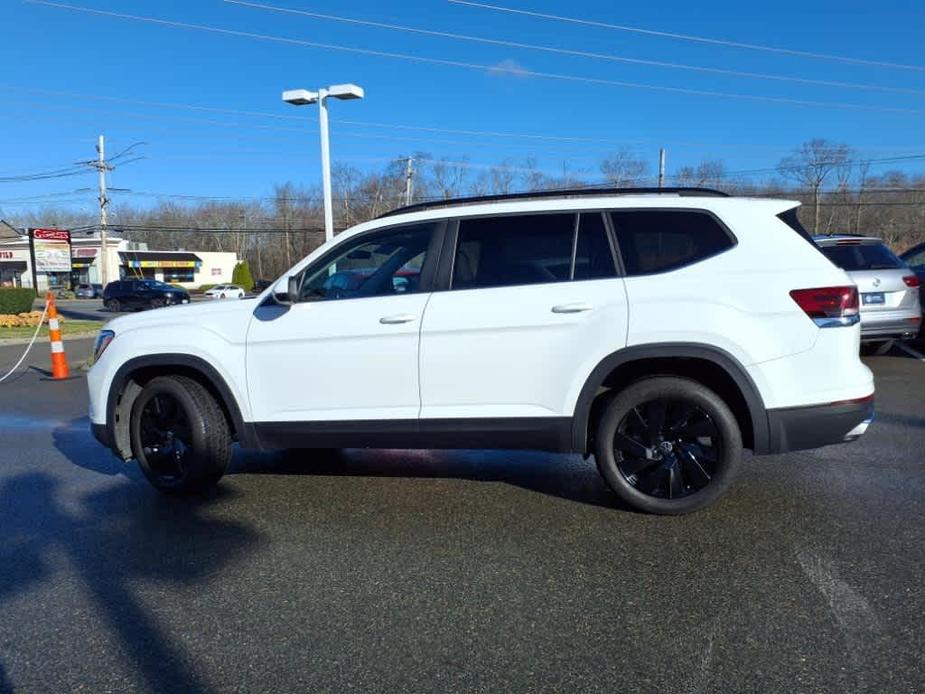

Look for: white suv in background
[87,188,874,515]
[814,235,922,350]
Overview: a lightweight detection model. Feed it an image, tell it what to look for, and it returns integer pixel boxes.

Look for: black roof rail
[377,186,730,218]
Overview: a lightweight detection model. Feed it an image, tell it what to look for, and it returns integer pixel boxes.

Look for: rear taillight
[790,286,860,328]
[903,275,921,288]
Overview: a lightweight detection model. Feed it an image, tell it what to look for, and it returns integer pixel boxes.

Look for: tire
[130,375,232,494]
[108,299,121,313]
[150,297,166,309]
[594,376,742,515]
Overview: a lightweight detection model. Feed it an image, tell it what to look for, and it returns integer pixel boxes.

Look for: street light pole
[317,89,334,242]
[283,84,364,244]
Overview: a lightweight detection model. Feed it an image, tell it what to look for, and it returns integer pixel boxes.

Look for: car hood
[106,297,258,335]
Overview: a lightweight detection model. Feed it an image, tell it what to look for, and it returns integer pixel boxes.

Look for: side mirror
[272,275,300,305]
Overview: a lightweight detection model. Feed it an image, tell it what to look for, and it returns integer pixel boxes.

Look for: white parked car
[205,284,245,300]
[814,235,921,351]
[87,188,874,514]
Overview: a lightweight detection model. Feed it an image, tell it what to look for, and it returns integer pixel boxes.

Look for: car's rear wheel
[107,299,121,313]
[594,377,742,515]
[130,375,232,494]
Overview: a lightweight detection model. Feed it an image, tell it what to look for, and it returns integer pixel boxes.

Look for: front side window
[298,223,434,301]
[610,210,735,276]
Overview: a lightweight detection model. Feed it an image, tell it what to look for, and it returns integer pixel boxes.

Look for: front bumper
[766,395,874,454]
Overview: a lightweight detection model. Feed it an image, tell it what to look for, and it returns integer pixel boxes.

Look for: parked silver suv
[815,235,922,348]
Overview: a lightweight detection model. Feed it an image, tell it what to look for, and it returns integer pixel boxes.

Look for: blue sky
[1,0,924,214]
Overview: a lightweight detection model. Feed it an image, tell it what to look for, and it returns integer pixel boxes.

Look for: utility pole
[404,156,414,206]
[658,148,666,189]
[93,134,113,286]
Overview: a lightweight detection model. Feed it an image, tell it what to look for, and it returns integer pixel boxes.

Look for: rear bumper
[766,395,874,454]
[859,310,921,341]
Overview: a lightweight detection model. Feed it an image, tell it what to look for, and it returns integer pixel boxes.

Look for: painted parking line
[896,342,925,361]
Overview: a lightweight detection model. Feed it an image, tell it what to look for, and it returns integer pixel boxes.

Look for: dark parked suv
[102,279,191,312]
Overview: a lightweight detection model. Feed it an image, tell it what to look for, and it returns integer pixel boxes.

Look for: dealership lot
[0,338,923,692]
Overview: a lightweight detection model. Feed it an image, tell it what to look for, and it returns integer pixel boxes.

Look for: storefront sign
[30,228,72,273]
[128,259,198,269]
[0,251,13,259]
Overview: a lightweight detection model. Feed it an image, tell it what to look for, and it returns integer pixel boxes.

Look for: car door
[419,211,628,421]
[246,221,443,424]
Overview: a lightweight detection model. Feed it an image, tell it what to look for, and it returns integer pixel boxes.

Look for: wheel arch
[572,344,769,455]
[105,354,256,460]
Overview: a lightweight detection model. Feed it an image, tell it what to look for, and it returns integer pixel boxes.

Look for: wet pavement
[0,338,923,693]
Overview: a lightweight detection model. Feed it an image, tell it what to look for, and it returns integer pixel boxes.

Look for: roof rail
[378,186,730,218]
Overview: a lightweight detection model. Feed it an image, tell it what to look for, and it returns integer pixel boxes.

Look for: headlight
[92,330,115,363]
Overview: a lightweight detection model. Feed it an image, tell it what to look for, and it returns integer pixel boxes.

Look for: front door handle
[380,314,417,324]
[551,302,593,314]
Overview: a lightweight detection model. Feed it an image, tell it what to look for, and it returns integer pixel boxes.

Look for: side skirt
[253,417,574,452]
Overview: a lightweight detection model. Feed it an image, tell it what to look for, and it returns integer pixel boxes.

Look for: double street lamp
[282,83,364,243]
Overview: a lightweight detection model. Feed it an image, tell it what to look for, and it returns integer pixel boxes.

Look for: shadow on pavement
[0,468,260,692]
[230,446,625,511]
[56,416,623,511]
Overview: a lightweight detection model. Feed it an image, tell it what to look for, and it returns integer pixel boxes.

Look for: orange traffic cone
[45,292,74,381]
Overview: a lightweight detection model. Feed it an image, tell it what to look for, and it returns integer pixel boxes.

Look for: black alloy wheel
[594,377,742,515]
[130,375,232,494]
[613,399,720,500]
[136,391,193,488]
[108,298,121,313]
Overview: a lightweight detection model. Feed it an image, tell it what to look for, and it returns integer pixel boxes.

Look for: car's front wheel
[594,377,742,515]
[130,375,232,494]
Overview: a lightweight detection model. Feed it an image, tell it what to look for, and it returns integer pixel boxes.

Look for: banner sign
[30,228,72,273]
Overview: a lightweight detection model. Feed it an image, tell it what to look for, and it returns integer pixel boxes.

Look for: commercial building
[0,229,239,290]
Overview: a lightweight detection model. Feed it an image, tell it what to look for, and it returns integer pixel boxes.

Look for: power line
[448,0,925,73]
[26,1,925,116]
[226,0,925,96]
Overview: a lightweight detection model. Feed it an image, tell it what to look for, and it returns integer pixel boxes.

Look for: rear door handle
[551,302,593,314]
[379,314,417,324]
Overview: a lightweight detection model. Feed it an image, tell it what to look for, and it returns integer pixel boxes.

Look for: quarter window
[298,223,435,301]
[610,210,734,276]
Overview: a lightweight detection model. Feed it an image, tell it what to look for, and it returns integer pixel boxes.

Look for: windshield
[820,243,905,271]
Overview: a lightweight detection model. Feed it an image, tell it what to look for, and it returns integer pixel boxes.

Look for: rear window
[819,243,905,271]
[609,210,734,276]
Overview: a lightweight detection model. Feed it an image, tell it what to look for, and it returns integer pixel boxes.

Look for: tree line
[5,138,924,282]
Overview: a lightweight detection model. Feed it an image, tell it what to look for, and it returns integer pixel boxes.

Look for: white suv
[87,188,874,514]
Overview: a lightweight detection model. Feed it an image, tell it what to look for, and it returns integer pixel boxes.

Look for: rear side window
[452,214,575,289]
[574,212,617,280]
[451,213,619,289]
[819,243,905,271]
[610,210,735,276]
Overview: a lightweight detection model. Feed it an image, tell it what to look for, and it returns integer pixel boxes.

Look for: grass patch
[0,320,105,340]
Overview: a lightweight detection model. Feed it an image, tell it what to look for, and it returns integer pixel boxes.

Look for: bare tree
[778,139,851,234]
[675,160,726,188]
[429,157,470,200]
[600,148,648,187]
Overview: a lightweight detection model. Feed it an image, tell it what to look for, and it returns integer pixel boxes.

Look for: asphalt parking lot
[0,338,923,693]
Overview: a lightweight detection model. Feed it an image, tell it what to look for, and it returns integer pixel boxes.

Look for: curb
[0,332,99,347]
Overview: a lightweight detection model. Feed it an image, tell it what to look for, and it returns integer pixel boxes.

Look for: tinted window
[452,214,575,289]
[299,223,434,301]
[610,210,734,276]
[574,212,617,280]
[902,246,925,269]
[820,242,904,271]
